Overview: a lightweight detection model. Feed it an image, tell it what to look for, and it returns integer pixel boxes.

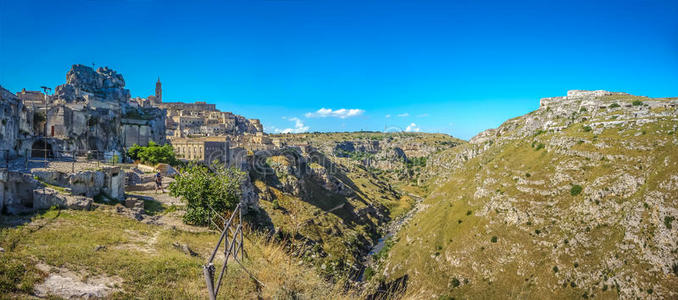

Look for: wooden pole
[203,264,216,300]
[240,206,244,260]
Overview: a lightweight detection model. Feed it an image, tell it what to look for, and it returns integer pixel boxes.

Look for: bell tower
[155,77,162,103]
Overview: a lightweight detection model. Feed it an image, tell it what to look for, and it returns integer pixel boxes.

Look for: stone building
[16,88,47,107]
[171,136,231,162]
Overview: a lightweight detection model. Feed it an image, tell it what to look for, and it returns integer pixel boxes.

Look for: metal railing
[12,149,124,172]
[203,203,262,299]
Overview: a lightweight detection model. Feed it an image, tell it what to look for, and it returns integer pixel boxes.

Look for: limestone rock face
[33,188,92,210]
[47,64,167,153]
[33,166,125,201]
[0,86,31,159]
[56,65,130,102]
[240,176,259,214]
[373,147,407,170]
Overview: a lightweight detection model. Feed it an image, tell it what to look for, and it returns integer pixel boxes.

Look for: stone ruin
[0,64,171,214]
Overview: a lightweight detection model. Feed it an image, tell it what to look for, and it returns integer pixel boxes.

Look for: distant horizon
[2,0,677,139]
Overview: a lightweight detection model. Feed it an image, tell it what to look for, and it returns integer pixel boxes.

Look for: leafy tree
[127,141,177,165]
[169,163,245,226]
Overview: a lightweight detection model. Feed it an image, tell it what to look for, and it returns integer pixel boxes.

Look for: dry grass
[0,208,359,299]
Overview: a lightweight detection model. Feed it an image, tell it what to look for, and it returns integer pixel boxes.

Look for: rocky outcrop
[55,65,130,102]
[33,188,92,210]
[48,64,166,153]
[33,166,125,201]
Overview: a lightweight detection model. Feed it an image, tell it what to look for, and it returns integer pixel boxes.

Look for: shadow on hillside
[366,274,409,300]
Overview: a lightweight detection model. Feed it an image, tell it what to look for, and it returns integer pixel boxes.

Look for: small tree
[127,141,177,165]
[169,163,245,226]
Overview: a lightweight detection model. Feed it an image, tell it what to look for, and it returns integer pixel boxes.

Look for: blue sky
[1,0,677,139]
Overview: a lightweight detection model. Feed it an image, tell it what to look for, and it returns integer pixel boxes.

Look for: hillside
[0,132,463,298]
[247,132,464,279]
[377,90,678,298]
[0,207,351,299]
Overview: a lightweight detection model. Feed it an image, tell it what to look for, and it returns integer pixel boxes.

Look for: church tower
[154,77,162,103]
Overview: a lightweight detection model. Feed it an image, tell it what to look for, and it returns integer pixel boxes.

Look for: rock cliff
[49,64,166,153]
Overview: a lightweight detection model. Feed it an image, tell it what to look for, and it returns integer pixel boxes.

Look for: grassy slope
[383,96,678,298]
[0,207,354,299]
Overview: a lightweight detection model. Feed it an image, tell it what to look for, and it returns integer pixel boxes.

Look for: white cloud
[416,113,429,117]
[305,108,364,119]
[385,114,391,118]
[397,113,409,117]
[273,117,309,133]
[405,123,420,132]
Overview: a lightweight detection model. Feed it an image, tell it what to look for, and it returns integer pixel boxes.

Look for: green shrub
[128,141,177,166]
[570,184,583,196]
[632,100,643,106]
[664,216,675,229]
[553,266,559,273]
[582,126,592,132]
[580,107,587,112]
[169,163,245,226]
[535,143,545,151]
[407,157,427,168]
[272,199,281,210]
[609,103,620,108]
[451,277,461,288]
[491,236,498,243]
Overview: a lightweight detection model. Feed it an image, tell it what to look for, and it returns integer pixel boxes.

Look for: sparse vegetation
[664,216,675,230]
[570,184,583,196]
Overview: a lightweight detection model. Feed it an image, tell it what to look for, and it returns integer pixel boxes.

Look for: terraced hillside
[378,91,678,298]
